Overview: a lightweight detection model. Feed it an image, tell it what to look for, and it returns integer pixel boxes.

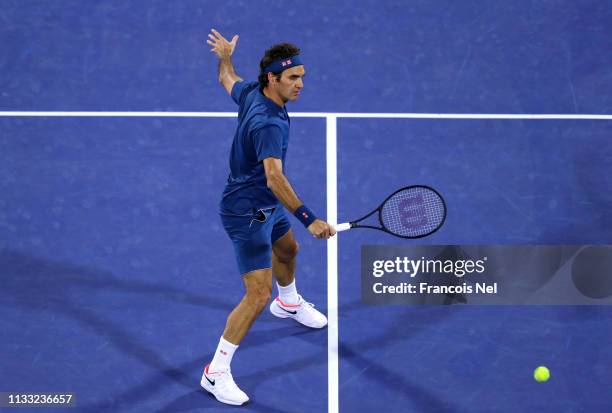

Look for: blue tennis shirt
[220,81,290,215]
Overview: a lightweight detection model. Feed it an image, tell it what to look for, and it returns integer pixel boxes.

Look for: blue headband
[264,55,303,73]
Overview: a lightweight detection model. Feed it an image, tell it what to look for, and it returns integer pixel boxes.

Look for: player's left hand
[207,28,238,59]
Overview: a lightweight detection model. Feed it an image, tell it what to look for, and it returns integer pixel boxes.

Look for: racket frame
[347,185,447,239]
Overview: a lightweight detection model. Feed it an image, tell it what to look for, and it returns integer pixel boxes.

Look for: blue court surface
[1,1,612,412]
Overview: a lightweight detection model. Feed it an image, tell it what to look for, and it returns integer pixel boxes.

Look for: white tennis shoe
[269,295,328,328]
[201,364,249,406]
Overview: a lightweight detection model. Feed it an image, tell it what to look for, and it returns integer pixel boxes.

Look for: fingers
[311,228,327,239]
[207,29,224,50]
[308,220,337,240]
[207,32,222,46]
[209,29,239,45]
[207,30,239,57]
[318,229,330,240]
[206,33,218,51]
[314,224,336,240]
[323,222,336,239]
[210,28,225,41]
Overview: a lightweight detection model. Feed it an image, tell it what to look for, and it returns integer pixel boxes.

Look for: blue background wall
[2,0,612,113]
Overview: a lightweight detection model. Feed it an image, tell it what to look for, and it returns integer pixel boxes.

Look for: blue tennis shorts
[220,206,292,275]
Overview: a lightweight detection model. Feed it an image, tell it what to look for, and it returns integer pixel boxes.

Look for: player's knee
[246,283,272,311]
[289,240,299,259]
[254,291,271,312]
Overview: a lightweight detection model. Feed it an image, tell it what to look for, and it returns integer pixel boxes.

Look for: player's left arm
[207,28,242,95]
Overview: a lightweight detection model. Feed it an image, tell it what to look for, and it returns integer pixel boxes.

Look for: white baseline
[1,111,612,119]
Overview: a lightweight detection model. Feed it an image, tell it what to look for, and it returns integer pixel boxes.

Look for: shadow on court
[1,248,462,411]
[0,250,295,410]
[0,249,325,411]
[0,249,234,311]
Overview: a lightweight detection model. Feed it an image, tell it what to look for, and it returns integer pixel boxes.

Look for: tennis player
[202,29,336,406]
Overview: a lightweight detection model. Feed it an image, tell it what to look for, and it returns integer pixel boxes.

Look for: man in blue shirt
[202,29,336,406]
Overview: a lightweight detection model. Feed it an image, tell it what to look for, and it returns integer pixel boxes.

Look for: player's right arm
[207,28,242,95]
[263,157,336,240]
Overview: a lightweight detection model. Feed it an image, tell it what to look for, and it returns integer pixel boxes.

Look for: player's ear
[267,72,276,85]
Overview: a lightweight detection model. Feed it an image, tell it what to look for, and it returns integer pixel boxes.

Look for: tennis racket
[335,185,447,238]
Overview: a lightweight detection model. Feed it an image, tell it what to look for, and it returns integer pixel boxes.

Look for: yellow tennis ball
[534,366,550,382]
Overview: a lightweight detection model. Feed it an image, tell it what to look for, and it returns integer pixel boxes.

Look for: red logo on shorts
[220,350,228,355]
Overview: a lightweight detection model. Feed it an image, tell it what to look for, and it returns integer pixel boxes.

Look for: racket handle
[335,223,352,232]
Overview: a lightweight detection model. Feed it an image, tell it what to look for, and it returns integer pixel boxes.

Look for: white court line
[0,111,238,117]
[1,111,612,119]
[326,116,339,413]
[310,113,612,119]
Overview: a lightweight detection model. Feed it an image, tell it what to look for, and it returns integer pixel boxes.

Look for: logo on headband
[264,56,301,73]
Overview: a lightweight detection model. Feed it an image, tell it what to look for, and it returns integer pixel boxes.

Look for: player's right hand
[307,219,337,239]
[207,28,238,59]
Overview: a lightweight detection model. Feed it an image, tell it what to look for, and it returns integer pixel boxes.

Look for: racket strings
[380,187,445,237]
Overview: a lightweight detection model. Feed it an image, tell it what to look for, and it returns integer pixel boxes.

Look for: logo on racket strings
[398,195,428,228]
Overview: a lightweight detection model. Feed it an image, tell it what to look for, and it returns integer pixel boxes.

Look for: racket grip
[334,223,352,232]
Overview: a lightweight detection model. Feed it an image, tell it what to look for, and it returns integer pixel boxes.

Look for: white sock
[277,279,299,305]
[209,336,238,373]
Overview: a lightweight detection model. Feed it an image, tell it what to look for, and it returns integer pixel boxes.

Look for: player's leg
[272,228,298,288]
[202,269,271,405]
[202,212,275,406]
[222,268,273,344]
[269,211,327,328]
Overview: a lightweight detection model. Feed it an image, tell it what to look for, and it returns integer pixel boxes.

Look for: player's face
[276,65,305,102]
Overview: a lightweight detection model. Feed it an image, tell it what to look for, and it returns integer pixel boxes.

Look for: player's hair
[258,43,301,89]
